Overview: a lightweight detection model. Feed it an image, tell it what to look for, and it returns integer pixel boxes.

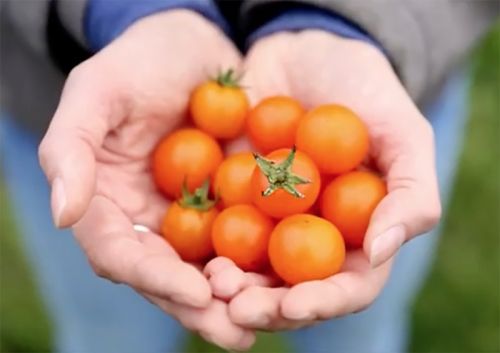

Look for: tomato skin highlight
[152,129,223,199]
[251,148,321,219]
[161,202,218,262]
[247,96,305,153]
[190,80,249,139]
[211,204,274,271]
[213,152,255,208]
[296,104,369,174]
[269,214,345,285]
[320,171,387,248]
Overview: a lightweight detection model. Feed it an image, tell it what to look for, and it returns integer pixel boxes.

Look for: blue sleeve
[85,0,230,51]
[246,8,385,54]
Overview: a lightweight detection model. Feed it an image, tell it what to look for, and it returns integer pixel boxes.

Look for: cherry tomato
[296,104,369,174]
[213,152,255,208]
[190,69,249,139]
[211,204,273,271]
[251,147,321,219]
[152,128,223,198]
[247,96,305,153]
[161,181,218,262]
[268,214,345,285]
[320,171,386,248]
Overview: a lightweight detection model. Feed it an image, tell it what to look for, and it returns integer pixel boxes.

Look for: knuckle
[242,286,267,301]
[418,199,442,230]
[87,248,110,278]
[85,236,122,282]
[91,263,108,279]
[354,295,377,314]
[37,140,50,170]
[419,118,436,141]
[67,62,92,82]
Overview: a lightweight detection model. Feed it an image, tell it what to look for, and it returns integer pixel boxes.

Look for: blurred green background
[1,26,499,353]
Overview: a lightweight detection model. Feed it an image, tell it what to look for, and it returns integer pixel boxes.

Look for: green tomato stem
[253,146,311,198]
[178,179,216,211]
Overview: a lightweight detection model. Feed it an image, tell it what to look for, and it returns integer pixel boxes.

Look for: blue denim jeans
[0,71,469,353]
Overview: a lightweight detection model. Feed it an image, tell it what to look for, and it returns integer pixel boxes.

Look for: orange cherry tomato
[251,148,321,219]
[269,214,346,285]
[161,181,218,262]
[190,69,249,139]
[247,96,305,153]
[152,128,223,198]
[320,171,387,248]
[296,104,369,174]
[211,204,273,271]
[213,152,255,208]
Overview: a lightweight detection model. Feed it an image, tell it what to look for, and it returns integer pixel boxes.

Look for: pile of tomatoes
[152,70,386,285]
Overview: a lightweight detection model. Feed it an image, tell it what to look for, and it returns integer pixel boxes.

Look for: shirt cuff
[85,0,230,51]
[246,8,385,54]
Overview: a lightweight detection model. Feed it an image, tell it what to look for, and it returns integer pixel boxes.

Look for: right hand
[38,10,254,351]
[209,30,441,332]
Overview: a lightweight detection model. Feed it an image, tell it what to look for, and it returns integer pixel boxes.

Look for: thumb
[364,119,442,268]
[38,64,121,228]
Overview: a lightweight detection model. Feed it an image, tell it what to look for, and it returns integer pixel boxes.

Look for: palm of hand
[208,31,440,331]
[39,11,255,351]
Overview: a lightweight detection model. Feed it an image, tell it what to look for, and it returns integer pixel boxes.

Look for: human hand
[207,30,441,331]
[38,10,254,350]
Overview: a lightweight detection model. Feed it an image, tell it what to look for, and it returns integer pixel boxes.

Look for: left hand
[204,30,441,331]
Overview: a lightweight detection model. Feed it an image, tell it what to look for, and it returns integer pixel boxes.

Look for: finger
[365,118,441,268]
[204,257,277,300]
[205,257,246,299]
[73,195,211,307]
[145,294,256,351]
[280,251,393,321]
[38,63,124,228]
[243,33,294,106]
[229,286,311,331]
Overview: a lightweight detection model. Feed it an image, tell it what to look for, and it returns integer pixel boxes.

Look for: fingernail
[370,225,405,268]
[51,177,66,228]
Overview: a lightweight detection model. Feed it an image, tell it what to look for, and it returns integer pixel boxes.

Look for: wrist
[85,0,230,51]
[247,8,385,56]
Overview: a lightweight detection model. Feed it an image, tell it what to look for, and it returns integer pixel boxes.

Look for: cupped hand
[38,10,254,350]
[207,30,441,331]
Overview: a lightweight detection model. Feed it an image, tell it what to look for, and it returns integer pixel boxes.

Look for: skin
[38,11,255,351]
[153,128,223,198]
[269,214,346,285]
[247,96,305,153]
[251,148,321,218]
[211,205,274,272]
[161,202,218,262]
[190,79,249,139]
[320,171,387,248]
[296,104,369,174]
[213,152,255,208]
[38,11,442,344]
[206,30,441,332]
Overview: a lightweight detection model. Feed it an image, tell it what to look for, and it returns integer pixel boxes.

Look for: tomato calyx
[214,69,242,88]
[179,179,216,211]
[253,146,311,198]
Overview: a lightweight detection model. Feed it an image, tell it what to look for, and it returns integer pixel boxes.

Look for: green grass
[1,26,499,353]
[409,26,500,353]
[0,183,53,352]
